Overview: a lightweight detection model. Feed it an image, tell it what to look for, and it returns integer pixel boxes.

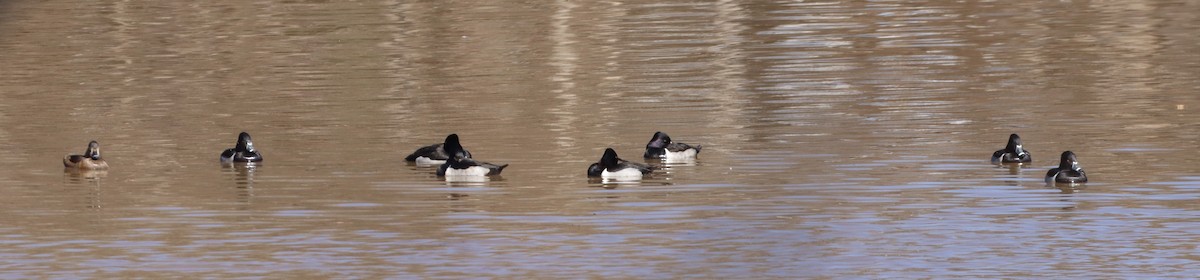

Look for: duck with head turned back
[991,133,1032,164]
[644,131,702,159]
[1046,151,1087,184]
[64,140,109,170]
[221,132,263,163]
[589,148,656,178]
[436,134,507,177]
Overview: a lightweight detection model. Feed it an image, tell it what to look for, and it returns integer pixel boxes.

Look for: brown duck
[64,140,109,170]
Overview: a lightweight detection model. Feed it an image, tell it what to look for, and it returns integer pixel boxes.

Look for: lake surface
[2,0,1199,278]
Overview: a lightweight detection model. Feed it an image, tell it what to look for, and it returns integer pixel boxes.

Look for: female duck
[220,132,263,163]
[406,142,471,165]
[991,134,1031,164]
[1046,151,1087,184]
[589,148,656,178]
[64,140,109,170]
[644,131,702,159]
[436,134,507,176]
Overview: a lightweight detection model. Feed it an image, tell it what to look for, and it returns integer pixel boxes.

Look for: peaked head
[1059,151,1081,170]
[646,131,672,149]
[1005,134,1025,154]
[84,140,101,160]
[236,132,256,152]
[443,134,467,159]
[600,148,620,167]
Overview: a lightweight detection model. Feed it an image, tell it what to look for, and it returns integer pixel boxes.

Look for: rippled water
[1,0,1199,278]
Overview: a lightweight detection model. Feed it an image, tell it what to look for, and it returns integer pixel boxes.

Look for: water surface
[1,0,1199,278]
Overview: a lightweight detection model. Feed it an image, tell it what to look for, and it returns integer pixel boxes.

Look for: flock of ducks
[991,133,1088,184]
[63,132,1084,184]
[62,131,703,181]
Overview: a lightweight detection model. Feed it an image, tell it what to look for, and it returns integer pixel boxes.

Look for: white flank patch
[601,168,644,179]
[415,156,446,165]
[665,149,698,159]
[444,166,492,176]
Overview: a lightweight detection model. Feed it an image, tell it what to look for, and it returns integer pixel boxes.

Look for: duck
[643,131,702,159]
[220,132,263,163]
[405,143,471,165]
[991,133,1031,164]
[588,148,656,178]
[64,140,109,170]
[436,134,507,176]
[1046,151,1087,184]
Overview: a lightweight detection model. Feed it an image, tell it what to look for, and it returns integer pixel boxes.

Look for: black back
[406,143,471,161]
[406,143,443,161]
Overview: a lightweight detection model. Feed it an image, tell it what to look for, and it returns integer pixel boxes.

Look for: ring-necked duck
[220,132,263,163]
[1046,151,1087,184]
[991,133,1031,164]
[588,148,657,178]
[436,134,507,176]
[64,140,109,170]
[405,142,472,165]
[644,131,702,159]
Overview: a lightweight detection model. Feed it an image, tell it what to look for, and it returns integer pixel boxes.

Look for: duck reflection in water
[65,168,108,181]
[62,168,106,209]
[222,160,259,206]
[588,177,674,189]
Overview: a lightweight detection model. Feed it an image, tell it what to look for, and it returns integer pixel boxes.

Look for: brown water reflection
[1,0,1199,278]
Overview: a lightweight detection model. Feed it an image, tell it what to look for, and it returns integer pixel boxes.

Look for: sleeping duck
[436,134,507,177]
[589,148,656,179]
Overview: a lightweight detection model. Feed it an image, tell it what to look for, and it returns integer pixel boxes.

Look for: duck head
[646,131,671,149]
[84,140,102,160]
[443,134,468,160]
[1059,151,1081,171]
[235,132,257,153]
[600,148,620,168]
[1005,134,1026,156]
